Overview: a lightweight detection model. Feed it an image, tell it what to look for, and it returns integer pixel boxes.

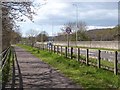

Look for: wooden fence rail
[37,44,119,75]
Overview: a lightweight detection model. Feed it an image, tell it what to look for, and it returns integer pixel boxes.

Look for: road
[52,46,120,63]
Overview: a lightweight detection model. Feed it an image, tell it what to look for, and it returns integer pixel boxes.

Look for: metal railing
[1,46,23,89]
[1,47,11,70]
[1,47,11,89]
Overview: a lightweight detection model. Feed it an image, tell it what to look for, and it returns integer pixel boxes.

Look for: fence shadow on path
[13,46,81,89]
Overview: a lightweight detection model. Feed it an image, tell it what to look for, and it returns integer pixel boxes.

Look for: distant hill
[86,26,118,41]
[53,26,119,41]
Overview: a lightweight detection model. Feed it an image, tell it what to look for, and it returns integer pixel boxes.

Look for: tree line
[54,22,119,41]
[1,1,41,51]
[21,23,119,47]
[22,29,48,47]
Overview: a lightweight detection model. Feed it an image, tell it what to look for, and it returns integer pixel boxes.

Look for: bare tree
[10,29,22,44]
[60,21,88,41]
[36,31,48,42]
[77,21,87,32]
[1,1,45,50]
[63,21,87,32]
[26,29,39,47]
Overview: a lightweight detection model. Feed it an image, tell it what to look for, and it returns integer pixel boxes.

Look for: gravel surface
[13,46,81,89]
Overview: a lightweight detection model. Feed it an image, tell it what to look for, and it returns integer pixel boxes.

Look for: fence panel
[38,44,119,75]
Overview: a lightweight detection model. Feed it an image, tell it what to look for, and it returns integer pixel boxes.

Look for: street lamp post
[73,4,78,46]
[52,21,54,42]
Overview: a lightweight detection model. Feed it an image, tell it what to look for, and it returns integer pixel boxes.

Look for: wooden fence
[35,44,120,75]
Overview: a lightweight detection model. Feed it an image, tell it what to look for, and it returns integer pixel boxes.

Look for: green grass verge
[80,55,115,68]
[17,44,120,89]
[63,52,120,69]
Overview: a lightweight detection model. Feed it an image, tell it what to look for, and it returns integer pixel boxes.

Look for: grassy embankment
[17,44,120,89]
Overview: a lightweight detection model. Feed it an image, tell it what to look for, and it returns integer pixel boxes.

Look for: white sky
[16,0,119,37]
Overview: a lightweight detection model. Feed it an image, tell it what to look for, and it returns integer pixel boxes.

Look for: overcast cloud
[17,0,118,36]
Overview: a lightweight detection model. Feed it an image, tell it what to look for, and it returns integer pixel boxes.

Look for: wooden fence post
[54,45,55,53]
[47,44,48,51]
[57,46,59,54]
[45,44,46,50]
[48,45,50,52]
[51,45,53,52]
[47,44,49,51]
[98,50,101,68]
[40,44,42,50]
[65,47,67,58]
[78,48,80,61]
[61,46,62,55]
[42,44,43,50]
[46,44,47,50]
[71,47,73,59]
[39,44,40,49]
[43,44,44,50]
[86,49,89,65]
[40,44,41,49]
[40,44,41,50]
[114,51,118,75]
